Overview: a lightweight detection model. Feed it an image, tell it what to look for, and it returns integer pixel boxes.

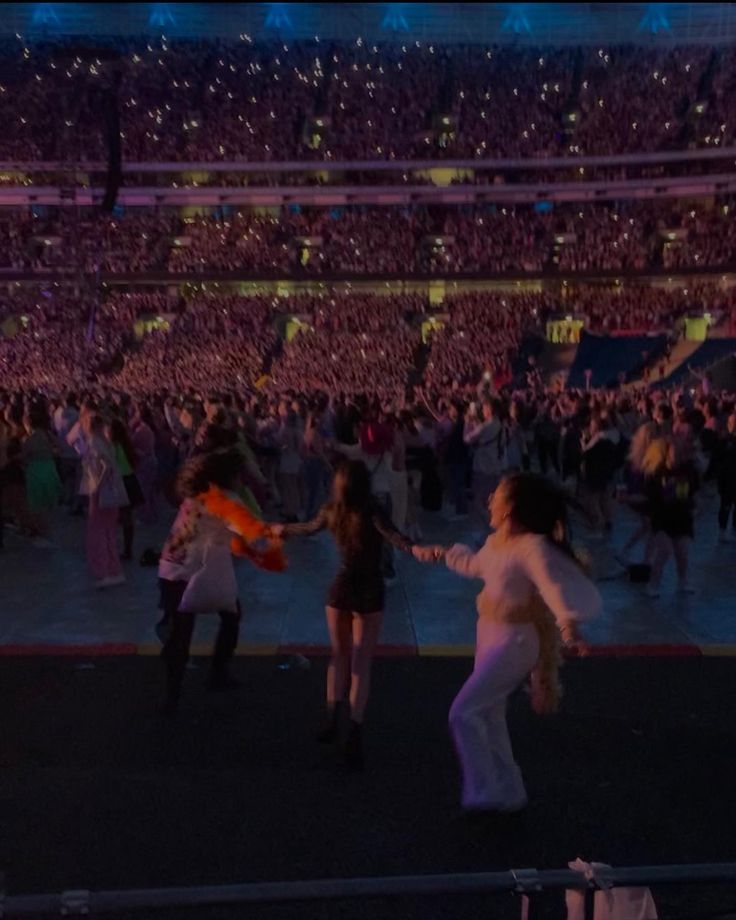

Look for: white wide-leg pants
[449,620,540,810]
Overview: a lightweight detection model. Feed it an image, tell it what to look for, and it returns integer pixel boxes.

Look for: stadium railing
[2,862,735,916]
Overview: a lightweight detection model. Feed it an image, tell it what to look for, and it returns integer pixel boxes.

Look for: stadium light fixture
[381,4,410,32]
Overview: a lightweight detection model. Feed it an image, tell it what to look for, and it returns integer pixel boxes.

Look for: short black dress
[646,466,697,540]
[283,501,414,614]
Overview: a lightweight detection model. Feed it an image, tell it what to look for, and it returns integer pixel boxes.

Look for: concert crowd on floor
[2,367,734,604]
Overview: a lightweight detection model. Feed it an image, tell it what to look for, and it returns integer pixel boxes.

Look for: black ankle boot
[344,719,364,772]
[317,703,342,743]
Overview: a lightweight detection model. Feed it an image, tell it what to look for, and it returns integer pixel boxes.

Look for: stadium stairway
[645,337,701,384]
[518,335,565,387]
[542,342,578,385]
[697,48,720,103]
[408,340,431,392]
[663,338,736,386]
[562,47,584,124]
[262,335,284,376]
[567,331,667,389]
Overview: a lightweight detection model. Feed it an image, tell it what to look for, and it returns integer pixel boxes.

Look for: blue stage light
[501,4,532,35]
[149,3,175,29]
[638,4,671,34]
[264,3,293,31]
[381,4,410,32]
[31,4,60,26]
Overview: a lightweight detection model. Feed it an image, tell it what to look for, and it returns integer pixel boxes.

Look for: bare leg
[673,537,691,587]
[648,532,672,590]
[343,611,384,771]
[621,518,648,556]
[349,611,384,723]
[324,606,352,707]
[319,607,352,743]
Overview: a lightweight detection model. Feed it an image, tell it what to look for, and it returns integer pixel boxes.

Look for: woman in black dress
[274,459,426,770]
[644,437,699,597]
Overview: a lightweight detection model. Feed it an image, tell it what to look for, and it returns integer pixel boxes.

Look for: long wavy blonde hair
[628,421,657,473]
[640,437,669,476]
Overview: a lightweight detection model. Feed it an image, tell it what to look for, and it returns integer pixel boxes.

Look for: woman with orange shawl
[158,448,285,713]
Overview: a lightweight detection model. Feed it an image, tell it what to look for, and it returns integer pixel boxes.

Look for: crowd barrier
[2,862,735,916]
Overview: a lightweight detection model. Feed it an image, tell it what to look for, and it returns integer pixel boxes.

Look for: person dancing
[158,448,285,714]
[417,472,600,815]
[273,458,424,771]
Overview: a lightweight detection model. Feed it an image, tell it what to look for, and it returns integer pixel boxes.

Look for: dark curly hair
[193,424,238,456]
[176,448,244,500]
[501,472,579,561]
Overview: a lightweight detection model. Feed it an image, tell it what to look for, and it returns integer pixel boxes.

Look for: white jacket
[446,533,601,631]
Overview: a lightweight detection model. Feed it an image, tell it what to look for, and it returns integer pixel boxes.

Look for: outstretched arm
[277,507,329,538]
[371,506,414,554]
[521,537,601,633]
[444,543,484,579]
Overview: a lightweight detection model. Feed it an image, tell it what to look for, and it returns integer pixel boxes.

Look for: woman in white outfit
[419,472,601,814]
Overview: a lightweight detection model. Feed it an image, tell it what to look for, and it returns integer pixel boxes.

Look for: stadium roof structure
[5,2,736,46]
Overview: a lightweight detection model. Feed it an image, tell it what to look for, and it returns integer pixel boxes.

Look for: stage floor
[1,485,734,658]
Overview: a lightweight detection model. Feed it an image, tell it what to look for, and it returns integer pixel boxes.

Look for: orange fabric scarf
[197,485,287,573]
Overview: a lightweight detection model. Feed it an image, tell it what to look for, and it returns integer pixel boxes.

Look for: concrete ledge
[0,641,723,657]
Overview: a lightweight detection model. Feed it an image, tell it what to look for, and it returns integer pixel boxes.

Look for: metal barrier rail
[2,863,736,916]
[3,146,736,172]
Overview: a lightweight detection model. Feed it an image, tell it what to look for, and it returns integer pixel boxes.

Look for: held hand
[412,545,433,563]
[561,624,591,658]
[412,545,446,564]
[564,639,591,658]
[268,523,285,539]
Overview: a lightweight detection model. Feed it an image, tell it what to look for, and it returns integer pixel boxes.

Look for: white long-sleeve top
[446,533,601,630]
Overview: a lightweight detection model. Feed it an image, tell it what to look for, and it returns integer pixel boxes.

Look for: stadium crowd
[2,282,735,402]
[0,39,734,162]
[2,350,735,607]
[3,199,736,276]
